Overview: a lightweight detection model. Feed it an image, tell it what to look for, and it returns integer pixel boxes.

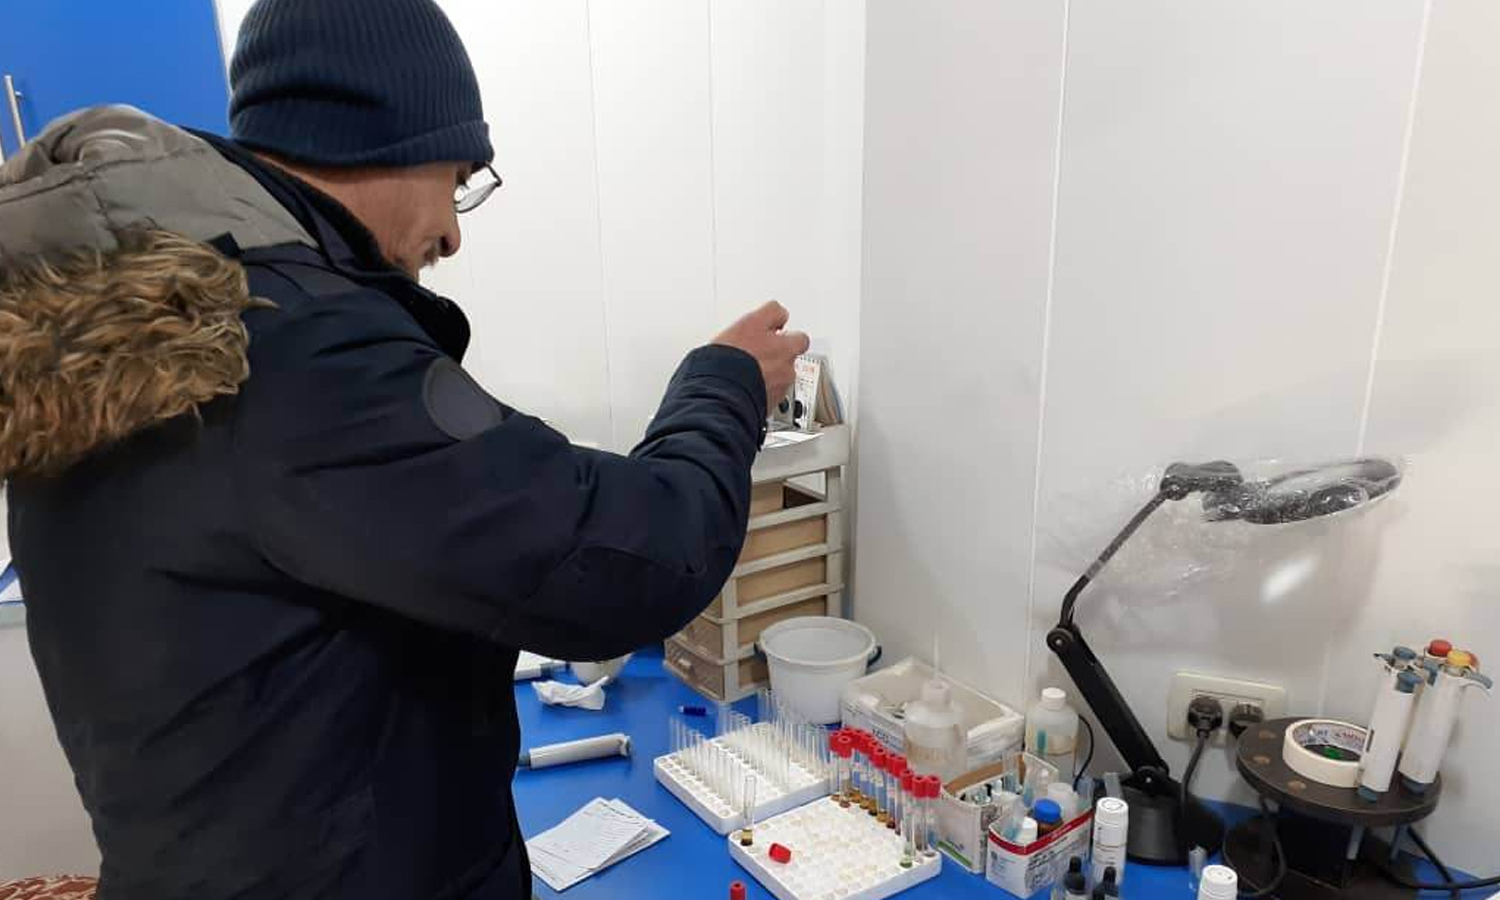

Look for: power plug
[1187,696,1225,739]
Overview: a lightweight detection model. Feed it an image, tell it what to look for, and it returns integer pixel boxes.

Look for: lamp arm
[1059,491,1170,626]
[1050,489,1176,783]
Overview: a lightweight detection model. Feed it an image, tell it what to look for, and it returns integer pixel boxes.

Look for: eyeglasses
[455,164,503,213]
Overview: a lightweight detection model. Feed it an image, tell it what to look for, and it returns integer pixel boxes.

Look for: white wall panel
[1029,0,1425,803]
[1325,0,1500,870]
[855,0,1066,706]
[587,0,717,451]
[429,0,611,445]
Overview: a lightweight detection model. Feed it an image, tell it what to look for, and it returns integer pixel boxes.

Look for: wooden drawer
[741,514,828,564]
[664,636,768,702]
[738,555,826,603]
[677,591,837,661]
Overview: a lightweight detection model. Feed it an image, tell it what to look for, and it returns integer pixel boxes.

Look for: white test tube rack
[654,695,833,835]
[729,796,941,900]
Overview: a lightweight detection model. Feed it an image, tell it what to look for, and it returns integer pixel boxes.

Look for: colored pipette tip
[678,705,709,717]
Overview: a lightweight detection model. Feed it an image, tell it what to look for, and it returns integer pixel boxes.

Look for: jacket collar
[190,131,472,361]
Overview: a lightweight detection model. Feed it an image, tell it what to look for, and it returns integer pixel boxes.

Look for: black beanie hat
[229,0,493,169]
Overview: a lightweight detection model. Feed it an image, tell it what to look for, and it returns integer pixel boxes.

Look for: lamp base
[1122,782,1225,866]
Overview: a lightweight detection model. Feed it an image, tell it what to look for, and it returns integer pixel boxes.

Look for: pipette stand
[1230,718,1441,900]
[730,796,940,900]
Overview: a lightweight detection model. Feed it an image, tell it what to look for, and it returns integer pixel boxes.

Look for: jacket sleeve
[234,285,766,660]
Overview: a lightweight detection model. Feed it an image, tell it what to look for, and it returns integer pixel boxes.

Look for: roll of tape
[1283,719,1367,788]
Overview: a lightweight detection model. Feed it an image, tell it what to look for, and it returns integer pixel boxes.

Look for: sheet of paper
[763,430,822,450]
[515,650,562,681]
[526,797,667,892]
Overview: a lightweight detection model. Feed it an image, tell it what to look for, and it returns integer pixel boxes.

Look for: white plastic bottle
[1026,687,1080,782]
[1091,797,1129,887]
[903,678,967,781]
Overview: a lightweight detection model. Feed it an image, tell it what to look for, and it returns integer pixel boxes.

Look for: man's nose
[440,225,461,258]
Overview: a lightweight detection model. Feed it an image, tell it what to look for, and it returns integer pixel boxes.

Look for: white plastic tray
[729,796,941,900]
[653,732,828,835]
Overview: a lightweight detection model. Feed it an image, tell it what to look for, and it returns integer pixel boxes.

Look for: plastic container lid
[1041,687,1068,710]
[902,771,916,793]
[1017,817,1038,845]
[1197,864,1238,900]
[1033,798,1062,824]
[922,774,942,799]
[1392,646,1417,661]
[921,678,952,708]
[1396,672,1422,693]
[1428,639,1453,658]
[833,733,853,758]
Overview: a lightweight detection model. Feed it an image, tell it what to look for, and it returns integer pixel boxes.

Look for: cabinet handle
[4,75,25,148]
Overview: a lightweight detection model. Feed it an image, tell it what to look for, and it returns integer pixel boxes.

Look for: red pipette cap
[833,733,853,758]
[769,843,793,864]
[729,881,747,900]
[901,771,916,794]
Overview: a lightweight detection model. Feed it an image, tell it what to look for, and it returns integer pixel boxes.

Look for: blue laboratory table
[513,648,1484,899]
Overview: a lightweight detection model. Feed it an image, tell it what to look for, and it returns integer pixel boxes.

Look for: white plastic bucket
[758,617,881,724]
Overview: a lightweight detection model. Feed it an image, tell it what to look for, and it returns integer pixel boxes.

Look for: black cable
[1073,715,1096,790]
[1411,828,1461,900]
[1371,827,1500,893]
[1219,797,1286,898]
[1180,731,1209,818]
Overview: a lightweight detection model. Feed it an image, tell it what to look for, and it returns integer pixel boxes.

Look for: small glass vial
[739,775,757,847]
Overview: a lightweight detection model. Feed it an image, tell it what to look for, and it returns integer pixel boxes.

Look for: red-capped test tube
[920,775,942,858]
[900,770,917,867]
[858,735,870,804]
[887,755,909,831]
[831,732,853,807]
[869,746,889,817]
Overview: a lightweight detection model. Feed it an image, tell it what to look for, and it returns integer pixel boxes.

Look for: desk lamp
[1046,458,1401,865]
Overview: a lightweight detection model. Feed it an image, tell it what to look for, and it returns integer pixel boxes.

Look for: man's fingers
[781,330,811,356]
[757,301,790,331]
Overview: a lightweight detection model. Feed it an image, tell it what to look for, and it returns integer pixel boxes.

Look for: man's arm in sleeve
[234,287,766,660]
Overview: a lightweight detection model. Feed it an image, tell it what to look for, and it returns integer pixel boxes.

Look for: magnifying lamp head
[1200,458,1402,524]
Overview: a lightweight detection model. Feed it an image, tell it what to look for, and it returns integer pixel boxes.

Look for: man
[0,0,806,897]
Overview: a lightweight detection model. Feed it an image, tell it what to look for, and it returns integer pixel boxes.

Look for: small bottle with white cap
[1091,797,1129,886]
[1197,864,1238,900]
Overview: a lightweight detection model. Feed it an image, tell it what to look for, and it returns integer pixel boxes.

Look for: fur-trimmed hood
[0,106,313,478]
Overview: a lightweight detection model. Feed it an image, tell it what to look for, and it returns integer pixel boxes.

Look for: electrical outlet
[1167,672,1286,745]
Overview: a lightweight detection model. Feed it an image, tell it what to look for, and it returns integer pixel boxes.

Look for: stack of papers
[527,797,668,892]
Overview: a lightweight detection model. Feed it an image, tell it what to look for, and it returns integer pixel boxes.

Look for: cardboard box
[935,753,1060,874]
[840,657,1024,770]
[985,808,1093,899]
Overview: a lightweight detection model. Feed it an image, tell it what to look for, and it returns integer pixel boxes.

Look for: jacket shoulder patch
[423,358,506,440]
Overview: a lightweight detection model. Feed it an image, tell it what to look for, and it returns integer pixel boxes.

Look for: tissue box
[985,808,1093,899]
[935,753,1059,874]
[839,657,1024,768]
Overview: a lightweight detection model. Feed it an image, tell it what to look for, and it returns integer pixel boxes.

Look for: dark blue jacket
[2,113,764,899]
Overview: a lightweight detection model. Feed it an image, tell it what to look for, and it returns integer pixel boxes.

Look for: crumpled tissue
[532,676,611,711]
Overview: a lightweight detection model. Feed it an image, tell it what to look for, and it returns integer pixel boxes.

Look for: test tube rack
[729,796,941,900]
[654,694,833,835]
